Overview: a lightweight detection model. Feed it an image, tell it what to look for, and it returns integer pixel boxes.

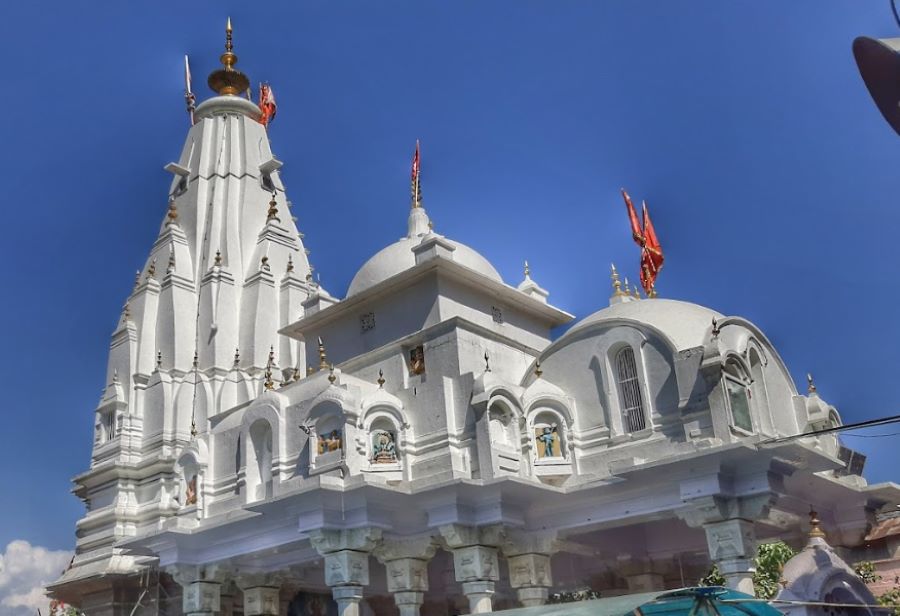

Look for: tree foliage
[698,541,796,599]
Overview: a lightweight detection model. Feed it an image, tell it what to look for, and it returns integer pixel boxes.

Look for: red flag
[411,140,421,207]
[621,189,644,246]
[639,201,664,295]
[258,83,277,127]
[621,189,664,296]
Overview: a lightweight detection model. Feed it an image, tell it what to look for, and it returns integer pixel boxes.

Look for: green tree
[698,541,796,599]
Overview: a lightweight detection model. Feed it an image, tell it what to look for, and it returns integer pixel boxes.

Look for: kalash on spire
[47,21,315,610]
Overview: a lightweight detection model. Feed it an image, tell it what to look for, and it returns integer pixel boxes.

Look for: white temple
[49,25,900,616]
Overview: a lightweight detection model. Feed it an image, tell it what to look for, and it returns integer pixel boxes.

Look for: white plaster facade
[49,35,900,616]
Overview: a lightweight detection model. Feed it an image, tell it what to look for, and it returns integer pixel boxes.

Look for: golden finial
[267,192,280,222]
[264,346,275,391]
[328,364,337,384]
[190,418,198,439]
[711,317,721,338]
[808,507,826,538]
[534,359,543,379]
[807,373,817,394]
[286,255,294,273]
[623,277,632,296]
[292,366,302,382]
[377,369,385,388]
[524,260,531,279]
[610,263,623,296]
[147,258,157,279]
[233,347,240,367]
[208,17,250,96]
[261,255,270,271]
[166,198,178,225]
[306,365,315,376]
[214,250,222,267]
[632,284,641,299]
[317,336,328,370]
[484,351,491,373]
[648,287,658,299]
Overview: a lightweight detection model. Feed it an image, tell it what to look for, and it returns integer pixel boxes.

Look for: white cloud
[0,540,72,616]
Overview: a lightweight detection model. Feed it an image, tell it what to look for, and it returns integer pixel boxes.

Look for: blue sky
[1,0,898,566]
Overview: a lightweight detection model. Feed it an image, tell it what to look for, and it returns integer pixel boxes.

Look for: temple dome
[563,298,723,351]
[346,234,503,297]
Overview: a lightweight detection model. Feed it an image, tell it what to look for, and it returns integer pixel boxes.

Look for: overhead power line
[759,413,900,445]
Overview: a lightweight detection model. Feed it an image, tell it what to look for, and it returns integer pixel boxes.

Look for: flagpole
[184,55,195,126]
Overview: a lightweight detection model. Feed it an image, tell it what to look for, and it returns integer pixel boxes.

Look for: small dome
[563,298,723,351]
[347,235,502,296]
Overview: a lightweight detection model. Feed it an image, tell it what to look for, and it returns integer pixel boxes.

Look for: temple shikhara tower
[50,23,899,616]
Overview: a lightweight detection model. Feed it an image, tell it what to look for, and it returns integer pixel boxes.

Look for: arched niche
[174,440,208,515]
[487,396,522,454]
[526,403,574,479]
[246,419,274,503]
[308,401,346,476]
[364,408,403,477]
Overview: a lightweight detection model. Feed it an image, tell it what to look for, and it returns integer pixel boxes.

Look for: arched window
[723,358,754,434]
[615,347,646,432]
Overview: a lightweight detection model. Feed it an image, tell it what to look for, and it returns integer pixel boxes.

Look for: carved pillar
[168,565,229,616]
[236,573,283,616]
[311,528,383,616]
[375,535,437,616]
[502,529,557,608]
[703,518,756,594]
[440,524,503,614]
[677,496,771,595]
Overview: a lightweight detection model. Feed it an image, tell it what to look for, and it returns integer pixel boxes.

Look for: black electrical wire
[758,413,900,445]
[892,0,900,30]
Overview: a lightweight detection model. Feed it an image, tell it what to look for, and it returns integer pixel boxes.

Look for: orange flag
[620,189,664,296]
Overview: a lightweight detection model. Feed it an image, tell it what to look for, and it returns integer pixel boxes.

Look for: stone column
[703,518,756,594]
[311,528,383,616]
[168,564,229,616]
[502,529,557,608]
[236,573,283,616]
[375,535,437,616]
[678,495,770,595]
[440,524,503,614]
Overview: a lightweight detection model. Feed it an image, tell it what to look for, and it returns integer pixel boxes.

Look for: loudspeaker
[853,36,900,136]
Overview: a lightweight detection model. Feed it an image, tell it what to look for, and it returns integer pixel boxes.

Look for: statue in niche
[535,425,560,458]
[372,430,397,463]
[408,346,425,375]
[317,430,342,455]
[185,474,198,505]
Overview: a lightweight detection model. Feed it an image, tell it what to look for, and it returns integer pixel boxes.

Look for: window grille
[616,347,646,432]
[104,412,117,441]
